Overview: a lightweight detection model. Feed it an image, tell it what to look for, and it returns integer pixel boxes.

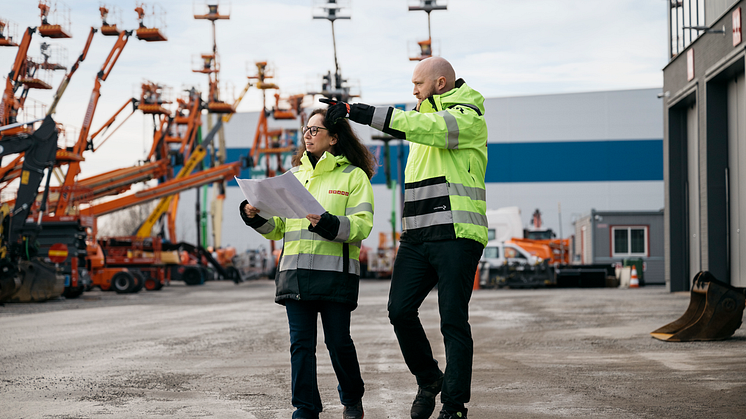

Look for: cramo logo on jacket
[328,189,349,196]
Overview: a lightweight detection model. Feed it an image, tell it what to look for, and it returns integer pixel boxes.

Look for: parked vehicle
[479,240,552,288]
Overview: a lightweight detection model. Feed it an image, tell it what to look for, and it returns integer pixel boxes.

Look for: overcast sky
[1,0,667,178]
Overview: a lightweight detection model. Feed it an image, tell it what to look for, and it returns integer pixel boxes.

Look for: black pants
[285,299,364,418]
[388,238,483,413]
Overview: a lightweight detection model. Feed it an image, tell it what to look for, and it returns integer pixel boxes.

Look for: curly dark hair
[291,108,377,179]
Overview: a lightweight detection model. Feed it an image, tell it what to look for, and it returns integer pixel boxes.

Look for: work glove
[307,211,340,241]
[319,98,375,126]
[239,200,267,228]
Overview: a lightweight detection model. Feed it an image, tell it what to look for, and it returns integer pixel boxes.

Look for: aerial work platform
[38,0,72,38]
[135,3,167,42]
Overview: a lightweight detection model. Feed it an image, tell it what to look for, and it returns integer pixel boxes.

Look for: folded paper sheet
[235,173,326,219]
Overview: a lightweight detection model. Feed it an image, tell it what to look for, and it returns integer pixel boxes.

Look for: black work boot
[437,410,467,419]
[411,374,444,419]
[343,400,364,419]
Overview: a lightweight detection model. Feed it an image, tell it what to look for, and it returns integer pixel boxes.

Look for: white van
[482,240,540,267]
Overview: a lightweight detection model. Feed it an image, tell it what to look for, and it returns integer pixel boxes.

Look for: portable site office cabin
[573,209,665,285]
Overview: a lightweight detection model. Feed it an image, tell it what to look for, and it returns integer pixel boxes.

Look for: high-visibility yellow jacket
[369,79,488,246]
[240,151,374,307]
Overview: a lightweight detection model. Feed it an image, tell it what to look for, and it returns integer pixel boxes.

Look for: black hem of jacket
[274,268,359,310]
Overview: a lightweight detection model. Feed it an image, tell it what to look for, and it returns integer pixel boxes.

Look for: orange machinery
[55,14,166,214]
[16,5,168,296]
[0,26,96,189]
[407,0,447,61]
[248,61,302,178]
[245,61,307,258]
[38,0,72,38]
[506,209,571,266]
[1,2,79,138]
[81,155,246,290]
[1,28,52,136]
[507,237,571,266]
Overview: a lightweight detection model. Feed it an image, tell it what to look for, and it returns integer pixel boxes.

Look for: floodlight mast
[409,0,446,41]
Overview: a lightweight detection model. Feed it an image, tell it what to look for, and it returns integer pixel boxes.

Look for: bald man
[325,57,488,419]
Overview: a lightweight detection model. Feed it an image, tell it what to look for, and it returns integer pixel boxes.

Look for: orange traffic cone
[630,265,639,288]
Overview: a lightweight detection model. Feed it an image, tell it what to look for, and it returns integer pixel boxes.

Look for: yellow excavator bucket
[651,271,745,342]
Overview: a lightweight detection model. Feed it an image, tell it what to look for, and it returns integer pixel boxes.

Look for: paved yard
[1,279,744,418]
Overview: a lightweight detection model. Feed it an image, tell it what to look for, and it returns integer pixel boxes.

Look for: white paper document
[235,173,326,219]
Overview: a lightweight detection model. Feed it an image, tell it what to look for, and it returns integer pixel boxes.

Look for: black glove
[320,98,349,125]
[308,211,340,241]
[320,98,375,126]
[239,200,267,228]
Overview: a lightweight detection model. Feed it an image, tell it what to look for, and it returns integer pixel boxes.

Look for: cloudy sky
[1,0,667,178]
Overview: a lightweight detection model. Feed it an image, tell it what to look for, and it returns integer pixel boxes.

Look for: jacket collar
[418,78,485,115]
[300,151,350,175]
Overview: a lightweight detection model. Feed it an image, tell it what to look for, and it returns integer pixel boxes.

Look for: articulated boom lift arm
[0,27,35,128]
[48,27,97,115]
[136,119,225,238]
[83,160,241,218]
[56,30,131,213]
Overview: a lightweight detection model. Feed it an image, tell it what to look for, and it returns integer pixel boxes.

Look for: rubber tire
[182,267,203,286]
[112,271,136,294]
[150,278,164,290]
[225,266,241,283]
[130,271,145,293]
[144,276,161,291]
[63,285,85,299]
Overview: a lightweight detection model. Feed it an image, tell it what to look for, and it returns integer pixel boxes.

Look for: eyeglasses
[302,125,328,137]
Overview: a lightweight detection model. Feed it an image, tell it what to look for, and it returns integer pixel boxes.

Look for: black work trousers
[285,299,364,418]
[387,238,483,413]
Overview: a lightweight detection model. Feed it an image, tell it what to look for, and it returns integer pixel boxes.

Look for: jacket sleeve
[329,169,374,243]
[387,106,486,151]
[238,200,286,240]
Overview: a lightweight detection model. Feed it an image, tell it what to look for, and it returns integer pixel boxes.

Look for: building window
[612,226,648,257]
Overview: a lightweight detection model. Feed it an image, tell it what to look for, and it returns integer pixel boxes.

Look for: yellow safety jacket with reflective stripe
[253,151,374,306]
[370,79,488,246]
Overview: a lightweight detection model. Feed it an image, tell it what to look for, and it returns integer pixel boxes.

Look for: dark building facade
[663,0,746,291]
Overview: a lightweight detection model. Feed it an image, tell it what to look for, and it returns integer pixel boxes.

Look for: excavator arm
[0,115,58,246]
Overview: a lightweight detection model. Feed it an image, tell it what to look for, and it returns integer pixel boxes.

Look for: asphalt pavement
[1,279,744,419]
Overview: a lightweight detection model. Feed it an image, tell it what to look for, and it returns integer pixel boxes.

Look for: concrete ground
[1,279,744,419]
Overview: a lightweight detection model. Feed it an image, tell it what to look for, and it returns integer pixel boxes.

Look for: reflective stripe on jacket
[371,79,488,246]
[253,151,374,307]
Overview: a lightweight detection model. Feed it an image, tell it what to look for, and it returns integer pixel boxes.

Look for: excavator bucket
[0,258,63,303]
[651,271,746,342]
